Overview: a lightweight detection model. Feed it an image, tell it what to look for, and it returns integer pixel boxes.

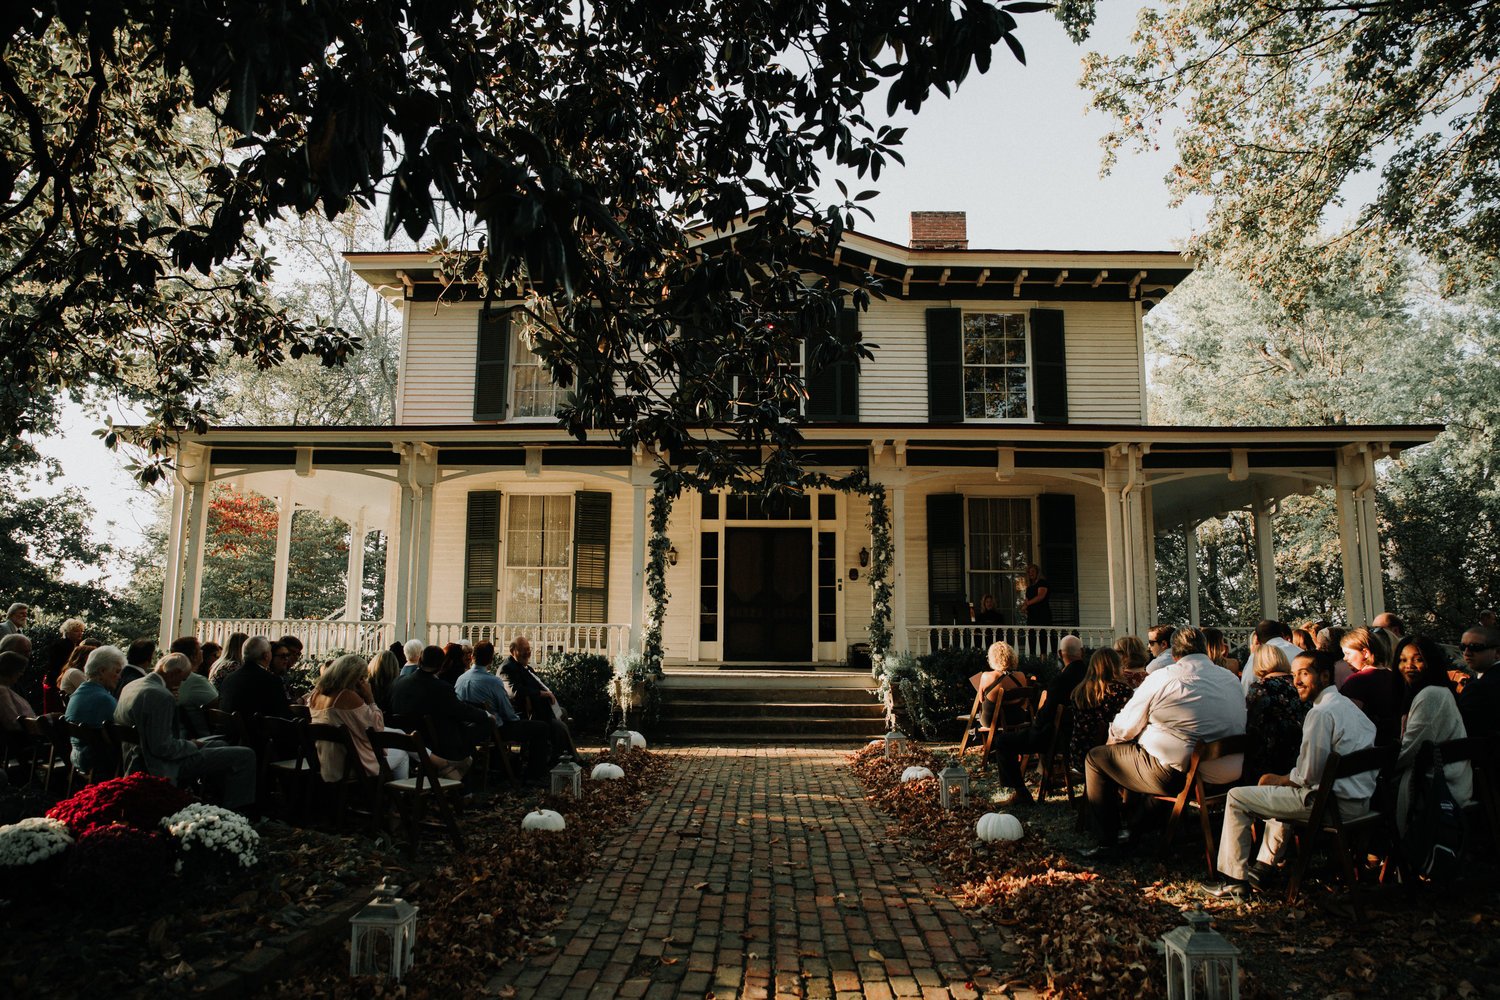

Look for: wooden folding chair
[484,718,522,790]
[63,720,121,784]
[261,716,316,819]
[19,716,66,793]
[368,727,467,856]
[204,708,247,745]
[305,723,378,832]
[1031,702,1082,805]
[1414,736,1498,854]
[35,714,82,795]
[958,682,1038,764]
[1150,734,1247,874]
[1283,744,1402,903]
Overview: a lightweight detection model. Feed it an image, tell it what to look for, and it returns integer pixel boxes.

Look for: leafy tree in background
[1065,0,1500,308]
[3,0,1048,490]
[1147,263,1500,636]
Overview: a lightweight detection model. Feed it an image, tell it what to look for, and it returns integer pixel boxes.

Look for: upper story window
[510,317,567,419]
[962,312,1030,420]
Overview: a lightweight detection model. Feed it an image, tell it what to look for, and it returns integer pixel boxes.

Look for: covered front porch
[158,423,1439,658]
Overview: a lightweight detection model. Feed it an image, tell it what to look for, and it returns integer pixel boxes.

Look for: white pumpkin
[900,766,934,783]
[591,762,626,781]
[521,809,567,832]
[975,811,1025,842]
[629,730,648,748]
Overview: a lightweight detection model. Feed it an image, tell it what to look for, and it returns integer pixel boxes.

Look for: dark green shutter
[926,493,967,623]
[1030,308,1068,424]
[806,308,860,422]
[926,307,963,423]
[463,490,501,621]
[473,309,510,420]
[571,491,612,623]
[1037,493,1078,625]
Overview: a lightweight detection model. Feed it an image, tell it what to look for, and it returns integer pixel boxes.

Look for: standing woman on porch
[1022,564,1051,626]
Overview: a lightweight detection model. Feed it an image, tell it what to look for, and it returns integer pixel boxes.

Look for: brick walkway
[487,747,1017,1000]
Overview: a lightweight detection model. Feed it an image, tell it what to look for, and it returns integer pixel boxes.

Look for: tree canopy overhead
[1066,0,1500,308]
[3,0,1048,486]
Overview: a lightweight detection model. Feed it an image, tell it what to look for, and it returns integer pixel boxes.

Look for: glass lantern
[550,760,582,797]
[349,879,419,980]
[938,763,970,810]
[883,730,909,758]
[609,728,633,754]
[1160,909,1240,1000]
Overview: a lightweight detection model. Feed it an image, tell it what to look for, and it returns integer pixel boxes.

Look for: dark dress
[1067,680,1132,772]
[1243,675,1310,782]
[1341,667,1405,746]
[1024,578,1052,626]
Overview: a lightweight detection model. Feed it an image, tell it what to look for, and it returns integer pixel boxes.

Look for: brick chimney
[909,211,967,250]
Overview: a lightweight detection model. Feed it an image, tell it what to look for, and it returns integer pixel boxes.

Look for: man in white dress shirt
[1210,648,1377,897]
[1083,626,1246,857]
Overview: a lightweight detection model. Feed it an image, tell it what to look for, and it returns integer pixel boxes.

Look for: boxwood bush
[535,653,613,738]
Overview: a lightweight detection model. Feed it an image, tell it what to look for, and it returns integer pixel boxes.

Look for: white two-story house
[156,212,1439,661]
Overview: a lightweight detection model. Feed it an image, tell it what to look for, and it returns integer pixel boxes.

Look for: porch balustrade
[428,622,632,663]
[905,624,1119,658]
[195,618,396,656]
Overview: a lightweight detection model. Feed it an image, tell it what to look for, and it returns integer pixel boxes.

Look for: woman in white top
[1395,635,1472,834]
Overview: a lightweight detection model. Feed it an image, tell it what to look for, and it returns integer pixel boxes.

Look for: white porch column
[1142,487,1160,628]
[629,471,649,653]
[343,507,368,621]
[382,493,401,626]
[1252,493,1278,621]
[1101,483,1129,636]
[1184,522,1201,627]
[177,444,211,639]
[157,462,189,647]
[269,480,296,621]
[1335,485,1368,626]
[889,486,908,651]
[1357,472,1386,619]
[1105,444,1149,637]
[1123,484,1151,637]
[391,476,417,640]
[407,448,438,641]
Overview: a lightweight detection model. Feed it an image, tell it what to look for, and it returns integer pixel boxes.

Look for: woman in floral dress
[1067,648,1134,772]
[1243,644,1309,783]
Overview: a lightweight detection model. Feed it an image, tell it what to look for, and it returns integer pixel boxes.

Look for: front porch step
[653,669,885,744]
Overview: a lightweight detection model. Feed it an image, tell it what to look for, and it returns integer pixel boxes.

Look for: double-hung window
[504,495,573,623]
[510,315,568,419]
[962,312,1030,420]
[966,497,1033,617]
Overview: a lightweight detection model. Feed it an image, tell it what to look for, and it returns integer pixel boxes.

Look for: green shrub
[535,653,612,738]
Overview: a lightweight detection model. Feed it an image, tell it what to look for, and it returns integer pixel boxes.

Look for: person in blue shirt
[455,640,555,781]
[64,644,124,774]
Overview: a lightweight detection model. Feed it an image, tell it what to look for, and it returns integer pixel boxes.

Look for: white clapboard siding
[425,477,637,627]
[899,478,1112,640]
[401,301,485,424]
[858,298,1142,425]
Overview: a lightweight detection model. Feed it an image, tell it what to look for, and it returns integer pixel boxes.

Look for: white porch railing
[428,622,633,664]
[195,618,396,656]
[905,624,1119,658]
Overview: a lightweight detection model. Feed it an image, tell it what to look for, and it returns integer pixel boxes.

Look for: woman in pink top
[308,653,409,781]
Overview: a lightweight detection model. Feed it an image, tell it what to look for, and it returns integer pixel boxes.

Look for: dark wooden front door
[723,528,812,661]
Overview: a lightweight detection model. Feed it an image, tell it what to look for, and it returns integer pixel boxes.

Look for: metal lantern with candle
[550,759,583,796]
[938,763,970,809]
[349,879,419,980]
[609,728,633,754]
[883,729,908,758]
[1159,909,1240,1000]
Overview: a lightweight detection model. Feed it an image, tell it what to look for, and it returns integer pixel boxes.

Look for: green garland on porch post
[862,477,894,665]
[641,479,677,675]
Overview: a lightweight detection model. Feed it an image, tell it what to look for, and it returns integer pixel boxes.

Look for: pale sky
[31,6,1194,585]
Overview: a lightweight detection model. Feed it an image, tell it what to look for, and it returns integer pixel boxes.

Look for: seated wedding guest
[1316,626,1354,687]
[57,641,95,703]
[1083,627,1245,858]
[986,636,1086,804]
[208,631,249,686]
[1456,625,1499,738]
[64,645,124,773]
[120,639,155,690]
[977,640,1032,730]
[439,642,467,685]
[1144,625,1176,673]
[972,593,1003,625]
[1202,627,1241,677]
[277,635,304,673]
[1242,621,1302,695]
[367,649,402,714]
[454,640,555,781]
[1115,634,1149,676]
[115,653,258,809]
[218,636,292,720]
[1291,628,1316,652]
[43,618,85,711]
[1340,626,1404,745]
[0,651,32,731]
[499,635,577,756]
[1067,647,1135,774]
[0,602,27,636]
[170,636,219,738]
[1210,650,1375,898]
[391,645,489,768]
[1395,635,1472,833]
[200,640,222,670]
[399,638,424,678]
[1243,644,1309,783]
[308,653,414,781]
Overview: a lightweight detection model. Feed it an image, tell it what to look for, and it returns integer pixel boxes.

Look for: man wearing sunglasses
[1457,625,1499,738]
